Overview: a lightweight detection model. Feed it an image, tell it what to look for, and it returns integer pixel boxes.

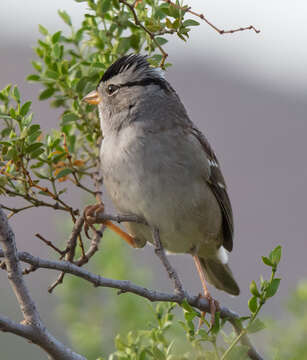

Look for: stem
[221,329,247,360]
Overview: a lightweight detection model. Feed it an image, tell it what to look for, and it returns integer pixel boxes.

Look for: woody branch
[0,208,262,360]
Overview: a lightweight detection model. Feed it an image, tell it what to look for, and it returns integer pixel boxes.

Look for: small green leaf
[30,148,45,159]
[262,256,273,267]
[38,24,48,36]
[13,86,20,103]
[248,296,258,313]
[100,0,112,13]
[45,70,59,80]
[25,142,44,154]
[52,43,62,59]
[55,168,73,179]
[20,101,32,116]
[27,124,41,137]
[269,245,282,266]
[27,74,41,82]
[250,280,260,297]
[180,299,194,313]
[58,10,72,26]
[247,318,265,333]
[0,113,11,119]
[183,19,200,27]
[51,31,62,44]
[62,112,79,124]
[266,278,281,298]
[155,37,168,46]
[39,88,55,100]
[31,61,42,72]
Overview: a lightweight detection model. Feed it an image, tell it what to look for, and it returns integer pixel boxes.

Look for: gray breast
[100,123,223,254]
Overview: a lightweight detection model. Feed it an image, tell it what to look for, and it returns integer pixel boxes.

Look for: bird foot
[83,204,138,248]
[197,292,220,329]
[83,203,105,238]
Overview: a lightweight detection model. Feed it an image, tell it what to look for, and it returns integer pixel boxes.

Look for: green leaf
[27,74,41,82]
[269,245,282,266]
[52,31,62,44]
[27,124,41,137]
[52,43,62,59]
[55,168,73,179]
[13,86,20,103]
[62,112,79,124]
[155,37,168,46]
[39,88,55,100]
[250,280,260,297]
[20,101,32,116]
[117,37,131,54]
[247,318,265,333]
[45,70,59,80]
[266,278,281,298]
[100,0,112,13]
[180,299,195,313]
[25,142,44,154]
[0,92,7,102]
[262,256,273,267]
[30,148,45,159]
[31,61,42,72]
[183,19,200,27]
[0,113,11,119]
[58,10,72,26]
[38,24,49,36]
[248,296,258,313]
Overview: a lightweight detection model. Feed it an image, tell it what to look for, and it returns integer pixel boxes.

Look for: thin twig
[118,0,169,67]
[75,224,105,266]
[48,215,85,293]
[35,233,66,256]
[152,227,184,297]
[164,0,260,35]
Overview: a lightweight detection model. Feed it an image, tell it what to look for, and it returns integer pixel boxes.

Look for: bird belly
[101,128,222,255]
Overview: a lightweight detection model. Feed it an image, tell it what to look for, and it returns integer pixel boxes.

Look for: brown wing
[190,127,234,252]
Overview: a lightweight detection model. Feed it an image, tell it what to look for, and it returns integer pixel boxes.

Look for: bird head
[83,54,173,133]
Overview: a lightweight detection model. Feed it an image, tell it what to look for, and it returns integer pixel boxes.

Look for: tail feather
[200,257,240,296]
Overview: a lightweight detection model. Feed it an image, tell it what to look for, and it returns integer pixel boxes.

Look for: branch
[118,0,169,67]
[164,0,260,35]
[152,227,184,297]
[0,208,86,360]
[0,248,263,360]
[48,214,85,293]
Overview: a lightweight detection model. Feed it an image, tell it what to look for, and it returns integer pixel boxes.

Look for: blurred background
[0,0,306,358]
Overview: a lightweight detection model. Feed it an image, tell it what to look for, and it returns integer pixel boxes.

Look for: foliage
[57,245,283,359]
[268,279,307,359]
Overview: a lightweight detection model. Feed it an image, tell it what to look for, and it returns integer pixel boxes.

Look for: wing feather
[190,127,234,252]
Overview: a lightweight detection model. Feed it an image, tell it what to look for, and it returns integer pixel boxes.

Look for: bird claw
[197,292,220,329]
[83,203,105,238]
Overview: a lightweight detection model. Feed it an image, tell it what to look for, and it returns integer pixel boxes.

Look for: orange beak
[82,90,101,105]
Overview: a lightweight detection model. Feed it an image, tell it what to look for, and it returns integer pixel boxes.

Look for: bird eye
[106,84,119,95]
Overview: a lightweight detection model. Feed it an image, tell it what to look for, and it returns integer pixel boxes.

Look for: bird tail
[200,256,240,296]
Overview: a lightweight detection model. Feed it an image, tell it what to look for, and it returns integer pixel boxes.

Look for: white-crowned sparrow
[83,54,240,301]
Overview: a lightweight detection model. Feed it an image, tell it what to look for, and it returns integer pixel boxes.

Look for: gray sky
[1,0,307,94]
